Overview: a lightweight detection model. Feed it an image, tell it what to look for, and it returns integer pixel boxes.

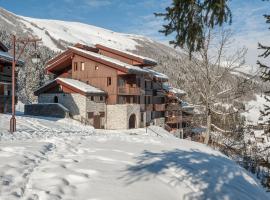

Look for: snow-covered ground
[243,94,270,125]
[0,114,269,200]
[18,15,149,52]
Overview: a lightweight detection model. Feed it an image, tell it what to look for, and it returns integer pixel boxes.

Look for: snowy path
[0,114,269,200]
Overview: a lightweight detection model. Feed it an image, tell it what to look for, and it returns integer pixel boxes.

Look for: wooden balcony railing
[145,104,153,111]
[154,104,165,111]
[166,103,181,111]
[0,73,12,83]
[118,86,140,95]
[166,116,182,124]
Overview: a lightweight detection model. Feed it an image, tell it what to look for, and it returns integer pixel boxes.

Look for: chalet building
[33,43,190,131]
[0,41,23,113]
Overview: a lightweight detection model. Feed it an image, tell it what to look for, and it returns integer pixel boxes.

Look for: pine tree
[258,14,270,122]
[155,0,232,57]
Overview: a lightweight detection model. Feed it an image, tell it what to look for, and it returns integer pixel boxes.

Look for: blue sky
[0,0,269,66]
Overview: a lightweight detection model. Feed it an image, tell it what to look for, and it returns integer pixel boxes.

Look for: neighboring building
[33,43,191,130]
[0,41,23,113]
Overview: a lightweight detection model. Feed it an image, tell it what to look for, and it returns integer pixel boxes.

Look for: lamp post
[10,35,41,133]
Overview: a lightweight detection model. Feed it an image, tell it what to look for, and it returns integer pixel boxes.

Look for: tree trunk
[204,112,211,144]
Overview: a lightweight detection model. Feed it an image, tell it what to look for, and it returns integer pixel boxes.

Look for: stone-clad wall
[106,104,140,129]
[38,93,86,121]
[85,96,106,127]
[24,103,69,118]
[153,117,165,127]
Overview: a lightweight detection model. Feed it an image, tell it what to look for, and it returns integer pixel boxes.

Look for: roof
[0,50,24,66]
[0,41,8,52]
[162,83,187,96]
[144,68,168,81]
[57,78,105,94]
[34,78,106,96]
[68,46,149,74]
[96,44,157,66]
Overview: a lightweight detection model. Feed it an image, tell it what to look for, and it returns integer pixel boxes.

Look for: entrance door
[129,114,136,129]
[93,115,101,129]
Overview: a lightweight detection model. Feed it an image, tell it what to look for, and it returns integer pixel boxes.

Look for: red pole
[10,35,16,133]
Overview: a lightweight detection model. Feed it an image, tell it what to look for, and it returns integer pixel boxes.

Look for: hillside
[0,7,266,124]
[0,114,269,200]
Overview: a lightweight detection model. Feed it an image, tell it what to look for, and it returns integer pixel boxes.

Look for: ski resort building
[31,43,191,131]
[0,41,23,113]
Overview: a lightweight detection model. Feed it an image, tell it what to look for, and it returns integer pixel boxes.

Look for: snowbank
[0,114,268,199]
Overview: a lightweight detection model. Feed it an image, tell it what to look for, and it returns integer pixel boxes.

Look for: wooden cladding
[154,104,165,111]
[118,86,140,95]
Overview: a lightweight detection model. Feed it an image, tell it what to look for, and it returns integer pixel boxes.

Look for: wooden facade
[37,43,192,131]
[0,42,12,113]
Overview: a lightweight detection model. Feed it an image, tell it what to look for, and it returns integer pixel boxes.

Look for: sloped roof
[57,78,105,94]
[46,46,150,75]
[0,41,8,52]
[34,78,106,96]
[144,68,168,81]
[68,46,149,74]
[0,49,24,66]
[96,44,157,66]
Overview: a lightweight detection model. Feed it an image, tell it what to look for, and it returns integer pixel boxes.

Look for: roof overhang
[95,44,157,66]
[34,78,107,96]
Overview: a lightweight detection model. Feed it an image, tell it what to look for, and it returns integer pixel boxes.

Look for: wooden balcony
[166,103,181,111]
[145,104,153,111]
[154,104,165,111]
[0,73,11,83]
[118,86,140,95]
[166,115,182,124]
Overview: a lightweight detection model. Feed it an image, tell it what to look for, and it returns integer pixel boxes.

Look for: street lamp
[10,35,41,133]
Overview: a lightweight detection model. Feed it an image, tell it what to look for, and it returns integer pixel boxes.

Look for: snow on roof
[97,44,157,65]
[57,78,105,94]
[0,51,24,65]
[69,46,148,74]
[144,68,168,80]
[162,83,187,95]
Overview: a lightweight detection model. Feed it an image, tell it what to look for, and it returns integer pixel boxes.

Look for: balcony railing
[118,86,140,95]
[166,103,181,111]
[154,104,165,111]
[0,73,12,83]
[145,104,153,111]
[166,116,182,124]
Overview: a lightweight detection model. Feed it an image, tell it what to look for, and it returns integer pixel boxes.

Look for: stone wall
[38,93,86,121]
[106,104,141,129]
[153,117,165,127]
[24,103,69,118]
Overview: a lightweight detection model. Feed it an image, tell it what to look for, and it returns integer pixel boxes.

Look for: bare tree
[182,29,255,145]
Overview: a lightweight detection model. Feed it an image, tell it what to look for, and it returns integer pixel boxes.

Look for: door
[93,115,101,129]
[129,114,136,129]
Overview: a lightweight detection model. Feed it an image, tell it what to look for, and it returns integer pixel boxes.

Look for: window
[100,96,104,101]
[141,112,144,122]
[90,96,94,101]
[88,112,94,119]
[81,62,85,71]
[95,65,99,70]
[74,62,78,71]
[7,90,11,96]
[107,77,112,86]
[100,112,105,117]
[54,96,58,103]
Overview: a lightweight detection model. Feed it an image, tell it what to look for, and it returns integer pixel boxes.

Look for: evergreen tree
[258,14,270,121]
[155,0,232,57]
